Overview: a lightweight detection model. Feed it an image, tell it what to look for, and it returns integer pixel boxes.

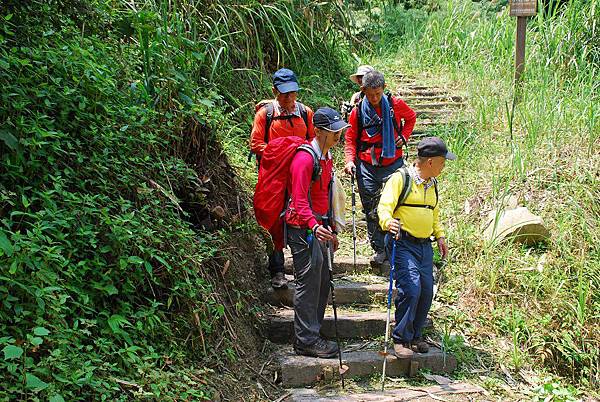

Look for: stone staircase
[259,76,478,401]
[393,75,466,139]
[264,257,458,399]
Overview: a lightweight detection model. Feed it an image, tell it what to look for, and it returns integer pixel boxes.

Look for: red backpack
[253,136,320,249]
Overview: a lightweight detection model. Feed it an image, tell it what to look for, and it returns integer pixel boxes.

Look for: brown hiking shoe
[411,338,430,353]
[393,343,414,358]
[270,272,288,289]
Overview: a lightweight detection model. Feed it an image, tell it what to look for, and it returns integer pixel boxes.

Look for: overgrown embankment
[370,0,599,395]
[0,1,356,400]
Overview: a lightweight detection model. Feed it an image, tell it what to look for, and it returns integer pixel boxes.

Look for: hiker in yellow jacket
[377,137,455,358]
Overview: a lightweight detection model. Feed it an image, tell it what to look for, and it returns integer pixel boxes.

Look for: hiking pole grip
[323,218,345,389]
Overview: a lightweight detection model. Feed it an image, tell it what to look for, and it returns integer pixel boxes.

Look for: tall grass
[375,0,599,389]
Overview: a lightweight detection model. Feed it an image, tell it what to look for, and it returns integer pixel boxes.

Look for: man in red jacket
[250,68,315,289]
[343,70,416,267]
[286,107,349,358]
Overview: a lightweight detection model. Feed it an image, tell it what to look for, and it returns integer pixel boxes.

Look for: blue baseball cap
[272,68,300,93]
[313,107,351,132]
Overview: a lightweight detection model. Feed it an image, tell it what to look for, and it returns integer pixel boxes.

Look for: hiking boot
[270,272,288,289]
[294,338,339,359]
[393,342,414,358]
[411,338,430,353]
[370,250,387,267]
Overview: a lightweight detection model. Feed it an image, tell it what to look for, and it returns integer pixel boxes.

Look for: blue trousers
[386,235,434,344]
[356,158,404,253]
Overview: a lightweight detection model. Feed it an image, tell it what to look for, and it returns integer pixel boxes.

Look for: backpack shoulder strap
[355,98,363,160]
[297,102,309,140]
[297,144,321,181]
[397,167,412,206]
[432,178,439,209]
[264,102,275,144]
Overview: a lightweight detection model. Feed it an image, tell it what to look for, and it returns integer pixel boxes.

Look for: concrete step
[410,102,465,110]
[266,308,431,344]
[415,109,455,118]
[284,383,484,401]
[265,277,395,307]
[277,346,456,387]
[402,95,465,103]
[397,89,449,97]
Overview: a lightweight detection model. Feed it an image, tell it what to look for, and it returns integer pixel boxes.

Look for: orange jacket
[250,102,315,157]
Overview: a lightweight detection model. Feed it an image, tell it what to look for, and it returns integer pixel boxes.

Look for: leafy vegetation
[0,0,356,400]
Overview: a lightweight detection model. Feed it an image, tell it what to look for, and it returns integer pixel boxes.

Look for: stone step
[285,383,484,401]
[397,89,449,97]
[284,255,373,275]
[266,309,431,344]
[414,109,454,118]
[410,102,465,110]
[265,277,395,307]
[277,346,456,387]
[402,95,465,103]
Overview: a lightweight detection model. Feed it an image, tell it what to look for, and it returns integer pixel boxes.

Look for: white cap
[349,65,375,84]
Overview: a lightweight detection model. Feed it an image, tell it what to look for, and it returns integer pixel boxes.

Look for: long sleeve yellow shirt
[377,167,445,239]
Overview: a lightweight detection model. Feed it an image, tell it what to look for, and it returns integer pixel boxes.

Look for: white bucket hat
[349,65,375,85]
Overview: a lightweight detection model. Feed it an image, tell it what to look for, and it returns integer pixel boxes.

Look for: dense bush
[0,0,356,400]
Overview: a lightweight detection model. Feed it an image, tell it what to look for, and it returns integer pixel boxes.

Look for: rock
[211,205,226,218]
[483,206,549,244]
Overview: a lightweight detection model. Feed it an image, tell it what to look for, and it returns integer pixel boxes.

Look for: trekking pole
[350,167,357,271]
[381,232,397,391]
[324,218,347,389]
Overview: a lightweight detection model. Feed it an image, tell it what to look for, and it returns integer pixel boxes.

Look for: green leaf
[31,337,43,346]
[0,231,13,257]
[127,256,144,265]
[0,130,17,149]
[49,395,65,402]
[5,13,14,21]
[2,345,23,360]
[153,254,173,271]
[198,98,215,107]
[107,314,130,334]
[33,327,49,336]
[26,373,49,391]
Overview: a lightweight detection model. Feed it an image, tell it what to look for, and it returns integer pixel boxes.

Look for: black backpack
[369,166,438,221]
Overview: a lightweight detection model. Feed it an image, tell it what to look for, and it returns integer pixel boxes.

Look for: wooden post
[510,0,537,91]
[514,16,527,85]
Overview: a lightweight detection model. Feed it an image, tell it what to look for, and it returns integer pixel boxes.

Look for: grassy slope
[362,0,599,397]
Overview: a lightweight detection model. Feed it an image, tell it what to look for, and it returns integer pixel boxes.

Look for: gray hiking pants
[287,226,331,346]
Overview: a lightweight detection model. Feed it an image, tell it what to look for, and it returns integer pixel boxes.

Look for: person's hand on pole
[315,225,334,242]
[344,161,356,175]
[388,219,402,238]
[332,234,339,252]
[437,237,448,260]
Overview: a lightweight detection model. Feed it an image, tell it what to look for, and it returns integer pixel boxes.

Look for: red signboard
[510,0,537,16]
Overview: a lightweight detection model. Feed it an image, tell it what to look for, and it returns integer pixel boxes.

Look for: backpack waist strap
[399,229,433,243]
